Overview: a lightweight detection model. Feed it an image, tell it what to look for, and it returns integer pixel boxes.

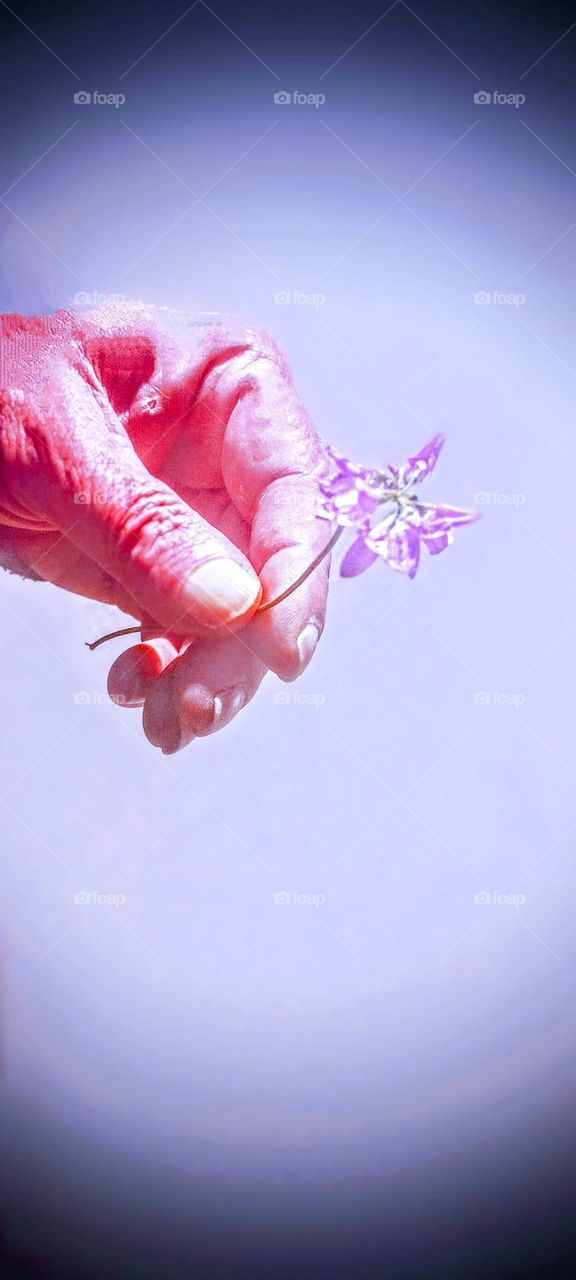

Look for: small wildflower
[319,434,478,580]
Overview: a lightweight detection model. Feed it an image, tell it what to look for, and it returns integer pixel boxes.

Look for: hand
[0,303,330,751]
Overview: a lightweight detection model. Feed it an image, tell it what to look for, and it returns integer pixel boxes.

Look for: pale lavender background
[1,0,575,1204]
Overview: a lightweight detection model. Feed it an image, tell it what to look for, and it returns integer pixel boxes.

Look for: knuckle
[0,389,40,467]
[199,321,291,391]
[112,485,186,559]
[0,390,69,522]
[110,484,217,575]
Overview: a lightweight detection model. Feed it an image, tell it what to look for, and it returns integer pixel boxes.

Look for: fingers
[107,637,182,707]
[140,630,267,754]
[7,362,261,637]
[248,474,331,680]
[215,339,330,679]
[1,308,330,745]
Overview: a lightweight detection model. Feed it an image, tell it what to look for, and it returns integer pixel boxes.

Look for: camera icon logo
[273,890,292,905]
[473,91,492,105]
[74,91,92,105]
[273,91,292,105]
[74,890,92,905]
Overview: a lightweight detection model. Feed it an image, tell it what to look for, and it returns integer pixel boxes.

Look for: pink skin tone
[0,304,330,753]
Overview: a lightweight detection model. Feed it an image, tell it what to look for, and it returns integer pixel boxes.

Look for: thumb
[6,376,261,634]
[69,467,262,634]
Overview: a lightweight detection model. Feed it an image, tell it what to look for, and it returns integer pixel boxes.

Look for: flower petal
[366,518,421,578]
[421,504,479,533]
[404,433,445,485]
[363,513,394,550]
[318,455,383,527]
[339,535,379,578]
[324,445,380,487]
[421,530,451,556]
[317,487,381,528]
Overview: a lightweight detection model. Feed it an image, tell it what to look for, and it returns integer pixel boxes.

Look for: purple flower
[318,435,478,580]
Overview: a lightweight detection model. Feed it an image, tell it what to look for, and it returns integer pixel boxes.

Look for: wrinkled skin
[0,304,330,752]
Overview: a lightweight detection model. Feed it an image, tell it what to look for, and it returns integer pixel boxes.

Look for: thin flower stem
[86,626,164,652]
[86,525,343,651]
[256,524,343,613]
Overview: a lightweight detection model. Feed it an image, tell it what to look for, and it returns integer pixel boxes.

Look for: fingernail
[193,686,246,737]
[144,688,180,753]
[109,670,146,707]
[108,641,174,708]
[165,683,247,752]
[108,654,147,707]
[214,686,246,724]
[186,559,260,625]
[296,623,319,669]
